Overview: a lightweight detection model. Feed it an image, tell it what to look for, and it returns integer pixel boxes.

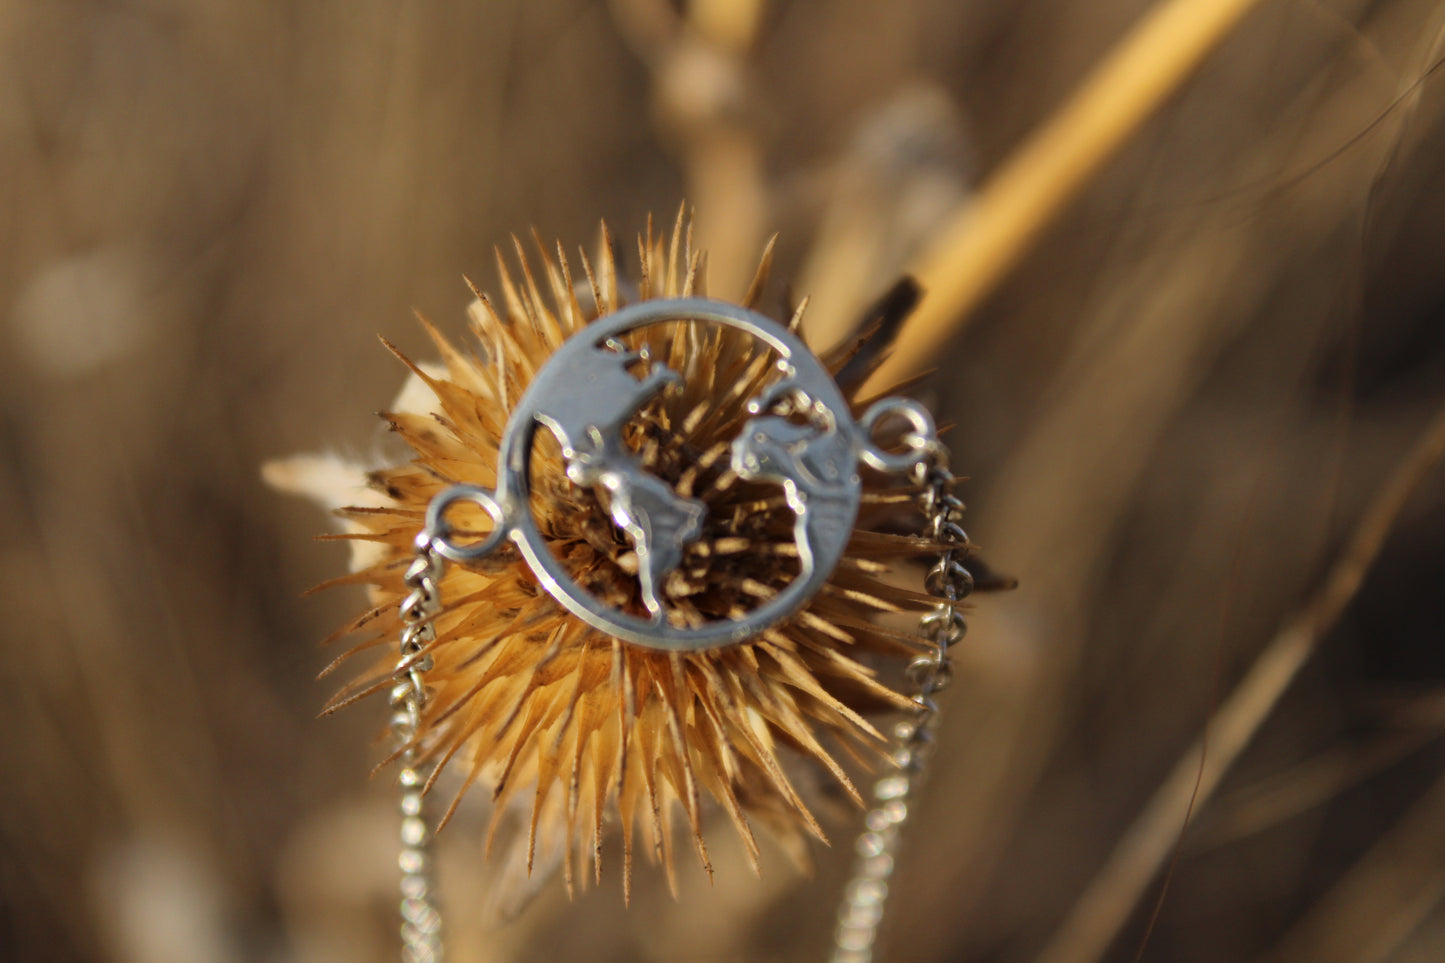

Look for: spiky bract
[323,215,940,899]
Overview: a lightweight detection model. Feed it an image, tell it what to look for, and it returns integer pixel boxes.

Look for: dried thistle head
[305,213,952,900]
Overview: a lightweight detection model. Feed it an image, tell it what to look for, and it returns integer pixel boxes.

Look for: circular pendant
[424,297,936,652]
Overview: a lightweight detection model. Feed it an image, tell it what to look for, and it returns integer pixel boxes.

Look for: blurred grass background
[4,0,1445,961]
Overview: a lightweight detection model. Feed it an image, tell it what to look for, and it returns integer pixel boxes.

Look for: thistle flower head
[314,213,945,900]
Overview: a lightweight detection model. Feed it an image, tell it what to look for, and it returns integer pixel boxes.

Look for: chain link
[829,459,972,963]
[394,452,966,963]
[391,532,445,963]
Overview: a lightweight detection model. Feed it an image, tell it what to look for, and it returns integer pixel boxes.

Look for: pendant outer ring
[426,297,932,652]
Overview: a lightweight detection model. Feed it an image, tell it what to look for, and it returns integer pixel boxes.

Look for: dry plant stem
[1269,769,1445,963]
[684,0,767,294]
[890,3,1432,954]
[689,0,765,51]
[687,133,768,297]
[1035,400,1445,963]
[896,198,1267,957]
[620,0,770,297]
[867,0,1265,392]
[1191,727,1444,852]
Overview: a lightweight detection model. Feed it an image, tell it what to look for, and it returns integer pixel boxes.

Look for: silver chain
[390,533,446,963]
[391,452,966,963]
[829,458,972,963]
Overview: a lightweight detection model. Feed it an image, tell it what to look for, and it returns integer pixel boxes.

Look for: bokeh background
[4,0,1445,960]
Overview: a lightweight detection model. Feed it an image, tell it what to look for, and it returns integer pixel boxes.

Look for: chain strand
[391,533,446,963]
[394,452,965,963]
[829,460,972,963]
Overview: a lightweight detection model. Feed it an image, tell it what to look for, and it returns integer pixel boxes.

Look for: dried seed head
[319,211,943,900]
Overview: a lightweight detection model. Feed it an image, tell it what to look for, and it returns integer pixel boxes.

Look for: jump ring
[423,484,508,562]
[858,398,938,474]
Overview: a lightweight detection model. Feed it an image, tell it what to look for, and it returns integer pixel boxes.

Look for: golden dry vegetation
[4,1,1445,961]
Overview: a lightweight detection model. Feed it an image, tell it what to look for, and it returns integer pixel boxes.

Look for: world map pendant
[424,297,939,653]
